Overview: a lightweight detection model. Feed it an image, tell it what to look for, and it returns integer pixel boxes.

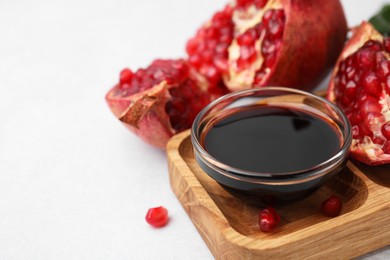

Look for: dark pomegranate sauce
[201,105,342,173]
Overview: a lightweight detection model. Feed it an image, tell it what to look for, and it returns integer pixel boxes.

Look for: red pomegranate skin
[187,0,348,92]
[265,0,347,91]
[327,22,390,165]
[105,59,210,148]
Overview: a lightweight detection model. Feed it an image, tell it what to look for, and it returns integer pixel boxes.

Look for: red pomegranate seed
[386,76,390,94]
[345,66,356,79]
[363,39,382,51]
[120,68,134,85]
[362,73,382,97]
[356,48,376,68]
[383,141,390,154]
[384,37,390,52]
[214,57,229,72]
[351,125,359,138]
[215,43,229,54]
[360,96,382,115]
[345,81,357,98]
[237,29,258,46]
[259,206,280,232]
[255,0,268,8]
[189,54,201,68]
[145,206,169,228]
[236,0,252,9]
[381,122,390,139]
[201,50,214,63]
[379,60,390,78]
[321,195,342,217]
[254,71,266,84]
[186,38,198,55]
[267,13,285,38]
[212,11,225,23]
[263,9,273,22]
[200,65,219,83]
[372,136,385,145]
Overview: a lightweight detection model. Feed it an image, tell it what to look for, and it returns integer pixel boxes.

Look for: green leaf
[370,4,390,35]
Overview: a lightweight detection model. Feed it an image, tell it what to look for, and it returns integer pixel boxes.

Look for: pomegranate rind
[106,81,174,148]
[265,0,347,91]
[223,0,347,91]
[327,22,390,165]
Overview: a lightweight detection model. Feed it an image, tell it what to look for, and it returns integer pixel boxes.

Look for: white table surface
[0,0,389,259]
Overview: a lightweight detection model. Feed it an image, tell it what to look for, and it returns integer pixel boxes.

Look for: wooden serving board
[167,130,390,259]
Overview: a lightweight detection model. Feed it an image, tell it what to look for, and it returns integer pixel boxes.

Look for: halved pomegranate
[186,0,347,92]
[327,22,390,165]
[105,59,210,148]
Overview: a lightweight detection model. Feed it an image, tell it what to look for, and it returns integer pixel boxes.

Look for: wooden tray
[167,130,390,259]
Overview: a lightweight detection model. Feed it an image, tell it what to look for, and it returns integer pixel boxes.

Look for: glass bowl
[191,87,352,205]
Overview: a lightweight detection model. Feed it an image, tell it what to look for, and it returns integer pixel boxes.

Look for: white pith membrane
[225,0,283,90]
[332,23,390,162]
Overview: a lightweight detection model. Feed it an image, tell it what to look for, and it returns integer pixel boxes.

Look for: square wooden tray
[167,130,390,259]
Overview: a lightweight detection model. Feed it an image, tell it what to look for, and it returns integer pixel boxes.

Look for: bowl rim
[191,87,352,180]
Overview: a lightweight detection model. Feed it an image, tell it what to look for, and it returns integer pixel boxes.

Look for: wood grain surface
[167,130,390,259]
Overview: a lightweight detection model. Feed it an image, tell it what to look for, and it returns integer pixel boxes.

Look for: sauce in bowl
[202,104,342,174]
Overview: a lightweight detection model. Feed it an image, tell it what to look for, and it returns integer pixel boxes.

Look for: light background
[0,0,389,259]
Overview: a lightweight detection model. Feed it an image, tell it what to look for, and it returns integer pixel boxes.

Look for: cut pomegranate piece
[186,0,347,92]
[145,206,169,228]
[321,196,342,217]
[105,59,211,148]
[258,206,280,232]
[327,22,390,165]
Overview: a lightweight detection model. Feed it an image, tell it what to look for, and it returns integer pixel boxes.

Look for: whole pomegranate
[327,22,390,165]
[105,59,210,148]
[186,0,348,92]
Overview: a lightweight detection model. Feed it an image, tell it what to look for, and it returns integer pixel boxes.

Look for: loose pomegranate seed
[321,196,342,217]
[259,206,280,232]
[145,206,169,228]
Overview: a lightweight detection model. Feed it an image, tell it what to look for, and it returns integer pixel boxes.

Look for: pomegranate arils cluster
[118,60,188,95]
[329,22,390,164]
[254,10,285,85]
[186,5,233,90]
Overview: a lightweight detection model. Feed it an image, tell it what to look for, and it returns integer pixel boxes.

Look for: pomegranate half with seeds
[327,22,390,165]
[105,59,210,148]
[186,0,347,92]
